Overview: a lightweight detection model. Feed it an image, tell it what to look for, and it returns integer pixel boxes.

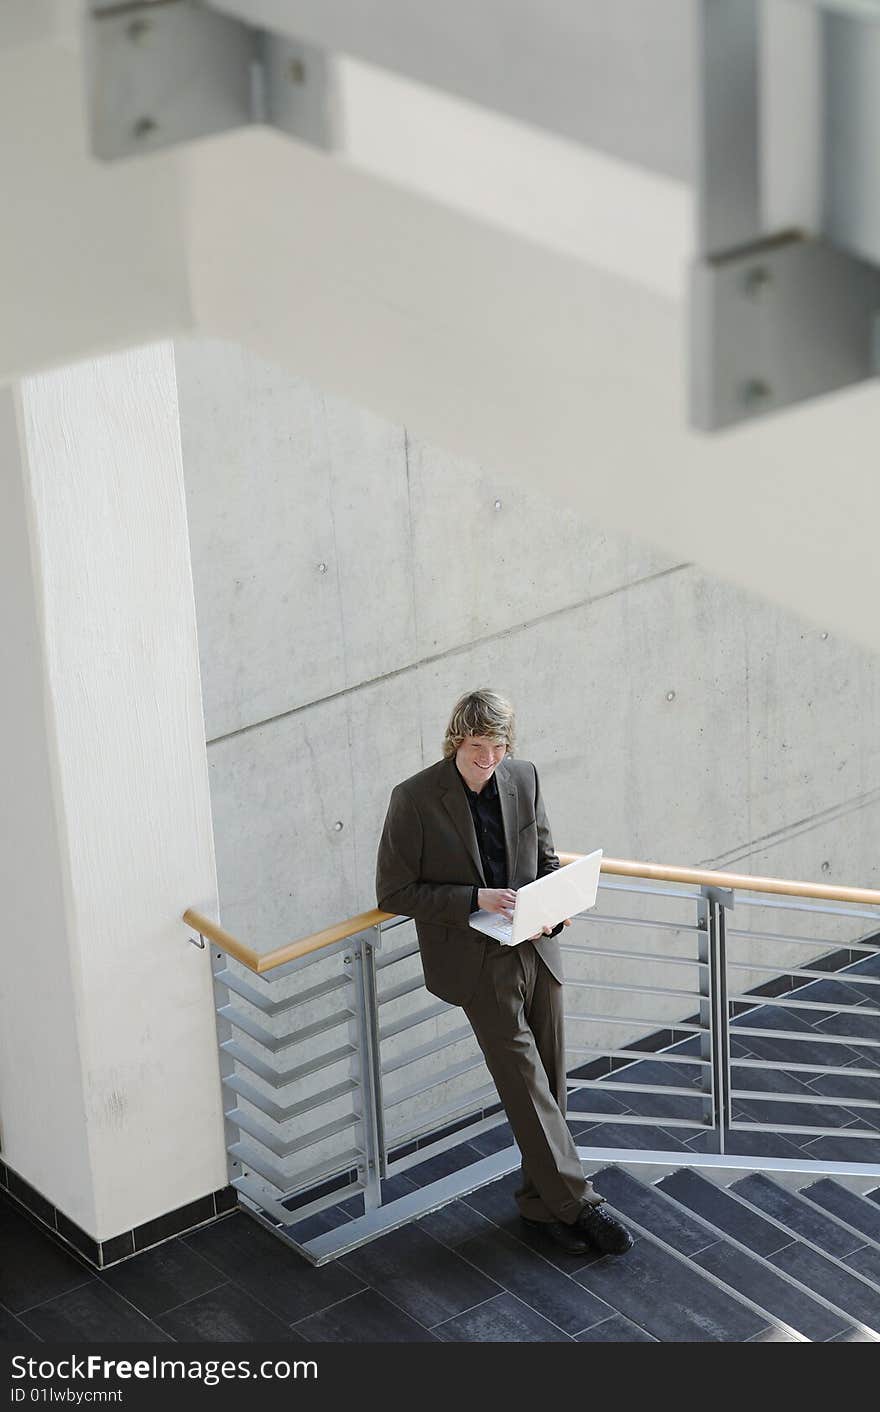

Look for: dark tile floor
[0,1154,823,1344]
[0,1171,641,1344]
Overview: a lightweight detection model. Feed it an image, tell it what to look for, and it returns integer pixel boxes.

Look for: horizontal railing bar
[375,940,421,969]
[730,1025,880,1048]
[564,1013,706,1033]
[386,1112,509,1178]
[576,1112,708,1130]
[232,1176,315,1229]
[727,927,880,952]
[229,1141,363,1197]
[729,994,880,1020]
[217,967,350,1016]
[728,895,880,923]
[731,1055,880,1081]
[579,913,703,935]
[597,879,702,901]
[563,979,701,1002]
[236,1175,370,1233]
[221,1037,357,1088]
[385,1083,499,1147]
[250,1175,367,1231]
[222,1073,359,1124]
[218,1004,354,1053]
[381,1024,476,1075]
[229,1107,359,1160]
[560,946,707,969]
[382,1056,488,1110]
[379,1000,452,1040]
[568,1047,711,1067]
[376,975,425,1006]
[576,1080,702,1099]
[726,960,880,984]
[582,1147,880,1182]
[232,1177,351,1232]
[730,1120,880,1140]
[730,1088,880,1111]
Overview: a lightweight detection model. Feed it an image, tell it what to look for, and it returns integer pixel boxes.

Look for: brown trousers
[463,939,603,1224]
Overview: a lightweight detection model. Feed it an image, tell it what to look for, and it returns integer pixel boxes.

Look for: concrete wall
[175,336,880,1181]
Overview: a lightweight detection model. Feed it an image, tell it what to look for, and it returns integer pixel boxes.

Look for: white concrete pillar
[0,342,226,1242]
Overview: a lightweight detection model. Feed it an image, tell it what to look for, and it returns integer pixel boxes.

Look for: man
[376,688,632,1256]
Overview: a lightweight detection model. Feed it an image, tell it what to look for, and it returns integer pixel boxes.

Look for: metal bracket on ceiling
[691,0,880,430]
[690,232,880,431]
[86,0,338,162]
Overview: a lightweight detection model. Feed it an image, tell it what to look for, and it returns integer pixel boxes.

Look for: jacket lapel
[440,760,486,884]
[497,759,519,885]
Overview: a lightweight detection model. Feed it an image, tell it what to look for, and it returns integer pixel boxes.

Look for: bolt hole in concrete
[742,267,771,297]
[127,19,152,44]
[740,378,771,409]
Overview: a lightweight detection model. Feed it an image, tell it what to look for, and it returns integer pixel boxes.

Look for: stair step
[658,1169,880,1344]
[590,1166,718,1256]
[841,1244,880,1285]
[598,1167,861,1341]
[571,1231,783,1343]
[802,1179,880,1244]
[690,1242,858,1342]
[656,1169,794,1257]
[766,1243,880,1334]
[731,1174,865,1258]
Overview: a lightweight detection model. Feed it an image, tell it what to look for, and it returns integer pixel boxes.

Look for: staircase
[561,1164,880,1341]
[539,949,880,1340]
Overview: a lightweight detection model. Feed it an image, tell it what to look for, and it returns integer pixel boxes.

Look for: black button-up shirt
[458,763,564,937]
[456,766,507,911]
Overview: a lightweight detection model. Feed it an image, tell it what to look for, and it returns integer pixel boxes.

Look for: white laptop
[469,849,603,946]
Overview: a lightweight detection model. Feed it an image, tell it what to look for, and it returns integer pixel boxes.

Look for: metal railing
[184,856,880,1264]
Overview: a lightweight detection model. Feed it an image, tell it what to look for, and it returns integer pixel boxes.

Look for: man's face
[455,734,507,791]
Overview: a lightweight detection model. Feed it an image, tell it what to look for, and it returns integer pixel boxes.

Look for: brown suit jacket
[375,755,564,1006]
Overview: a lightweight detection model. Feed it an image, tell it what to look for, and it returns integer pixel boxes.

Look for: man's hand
[528,918,573,940]
[477,887,517,920]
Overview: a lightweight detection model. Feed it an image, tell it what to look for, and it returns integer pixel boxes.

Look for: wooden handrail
[184,853,880,975]
[559,855,880,907]
[182,905,392,974]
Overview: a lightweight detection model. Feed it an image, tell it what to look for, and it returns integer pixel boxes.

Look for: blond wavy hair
[442,689,515,759]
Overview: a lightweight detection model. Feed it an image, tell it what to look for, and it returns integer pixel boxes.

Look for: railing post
[701,884,734,1152]
[696,892,716,1141]
[348,928,386,1210]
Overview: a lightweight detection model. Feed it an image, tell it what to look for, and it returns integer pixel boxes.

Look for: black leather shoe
[576,1202,634,1254]
[521,1216,591,1255]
